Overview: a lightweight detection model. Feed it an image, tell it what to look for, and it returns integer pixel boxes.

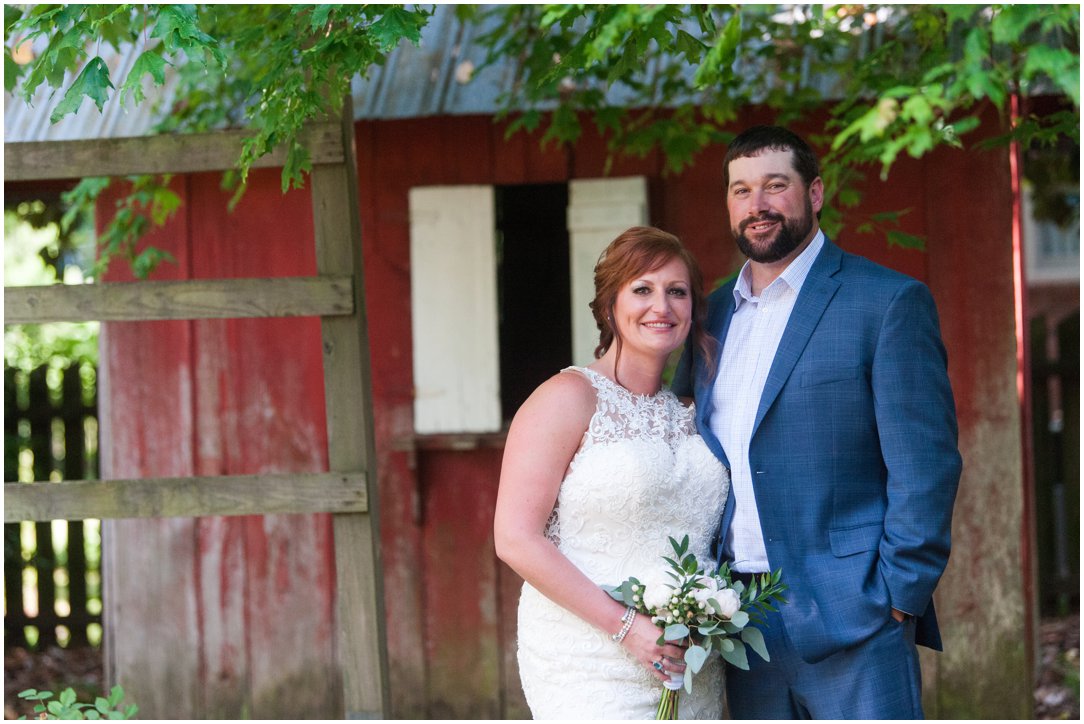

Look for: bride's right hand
[621,614,688,683]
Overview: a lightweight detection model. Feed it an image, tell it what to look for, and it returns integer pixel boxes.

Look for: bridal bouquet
[605,535,786,719]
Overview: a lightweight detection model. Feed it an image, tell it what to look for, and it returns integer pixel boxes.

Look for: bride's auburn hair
[590,226,715,372]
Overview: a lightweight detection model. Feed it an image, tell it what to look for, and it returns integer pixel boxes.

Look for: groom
[673,126,961,719]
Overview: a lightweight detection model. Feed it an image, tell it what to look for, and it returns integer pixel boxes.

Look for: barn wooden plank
[3,472,367,522]
[4,123,344,181]
[96,188,201,717]
[4,276,353,324]
[311,106,389,718]
[355,120,429,718]
[420,449,503,718]
[184,170,340,718]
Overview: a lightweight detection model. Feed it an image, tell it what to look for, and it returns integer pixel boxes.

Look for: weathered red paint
[101,170,340,718]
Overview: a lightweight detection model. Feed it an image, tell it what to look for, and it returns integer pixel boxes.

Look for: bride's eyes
[630,285,688,296]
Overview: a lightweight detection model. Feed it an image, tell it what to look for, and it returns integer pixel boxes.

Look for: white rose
[713,588,742,619]
[691,577,720,607]
[641,574,675,613]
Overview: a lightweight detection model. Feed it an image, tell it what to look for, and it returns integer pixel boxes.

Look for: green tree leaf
[118,50,168,107]
[5,51,22,92]
[151,5,225,68]
[1025,46,1080,105]
[369,6,425,52]
[886,230,926,250]
[50,56,114,123]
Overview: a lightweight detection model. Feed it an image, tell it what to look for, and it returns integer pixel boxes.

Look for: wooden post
[310,102,390,718]
[63,365,89,647]
[29,366,56,647]
[4,368,25,646]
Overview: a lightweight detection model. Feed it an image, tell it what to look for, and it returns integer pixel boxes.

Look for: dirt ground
[4,615,1080,719]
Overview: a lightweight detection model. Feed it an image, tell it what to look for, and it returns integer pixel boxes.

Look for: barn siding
[102,170,340,719]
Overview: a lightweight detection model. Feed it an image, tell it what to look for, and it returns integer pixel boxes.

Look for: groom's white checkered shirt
[710,230,824,573]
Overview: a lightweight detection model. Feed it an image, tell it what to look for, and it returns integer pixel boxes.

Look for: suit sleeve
[873,280,962,617]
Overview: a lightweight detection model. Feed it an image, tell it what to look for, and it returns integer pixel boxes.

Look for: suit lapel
[752,240,843,438]
[697,281,738,470]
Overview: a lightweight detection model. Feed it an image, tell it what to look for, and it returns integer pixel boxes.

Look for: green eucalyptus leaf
[684,644,709,674]
[664,623,690,640]
[742,626,770,662]
[721,643,750,670]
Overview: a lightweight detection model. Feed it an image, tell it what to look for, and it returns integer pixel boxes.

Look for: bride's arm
[494,371,684,680]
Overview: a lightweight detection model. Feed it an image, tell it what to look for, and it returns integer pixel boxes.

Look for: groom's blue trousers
[726,605,924,719]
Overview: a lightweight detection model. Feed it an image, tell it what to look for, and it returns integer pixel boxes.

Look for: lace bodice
[545,367,728,581]
[517,366,731,719]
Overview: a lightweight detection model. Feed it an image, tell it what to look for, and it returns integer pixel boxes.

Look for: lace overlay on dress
[518,366,731,720]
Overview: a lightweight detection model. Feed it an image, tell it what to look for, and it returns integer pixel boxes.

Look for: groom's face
[726,149,823,264]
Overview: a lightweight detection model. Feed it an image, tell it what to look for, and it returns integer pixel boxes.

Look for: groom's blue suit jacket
[674,238,962,664]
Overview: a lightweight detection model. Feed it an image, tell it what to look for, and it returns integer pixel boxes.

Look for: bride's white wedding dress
[517,366,730,720]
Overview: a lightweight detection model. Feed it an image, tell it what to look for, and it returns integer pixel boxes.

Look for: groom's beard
[734,200,815,263]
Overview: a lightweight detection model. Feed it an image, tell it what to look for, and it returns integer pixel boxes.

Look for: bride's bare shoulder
[510,369,596,432]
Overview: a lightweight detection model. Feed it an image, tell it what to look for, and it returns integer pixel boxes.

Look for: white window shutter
[567,177,649,366]
[409,185,501,433]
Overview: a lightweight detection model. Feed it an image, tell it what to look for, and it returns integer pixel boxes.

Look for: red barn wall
[100,170,340,718]
[100,107,1024,718]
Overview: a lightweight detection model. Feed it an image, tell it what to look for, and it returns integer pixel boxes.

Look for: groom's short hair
[723,126,821,190]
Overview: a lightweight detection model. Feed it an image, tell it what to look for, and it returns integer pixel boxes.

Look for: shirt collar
[732,229,825,306]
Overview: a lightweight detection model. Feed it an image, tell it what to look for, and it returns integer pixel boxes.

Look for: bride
[494,227,730,719]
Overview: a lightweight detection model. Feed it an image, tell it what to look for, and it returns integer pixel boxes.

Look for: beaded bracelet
[611,606,636,643]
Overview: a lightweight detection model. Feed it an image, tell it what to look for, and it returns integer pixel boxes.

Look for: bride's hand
[622,614,688,683]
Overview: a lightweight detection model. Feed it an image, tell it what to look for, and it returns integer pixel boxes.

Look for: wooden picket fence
[4,362,101,648]
[1031,311,1081,614]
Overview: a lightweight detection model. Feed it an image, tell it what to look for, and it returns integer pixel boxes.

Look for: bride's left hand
[621,614,688,683]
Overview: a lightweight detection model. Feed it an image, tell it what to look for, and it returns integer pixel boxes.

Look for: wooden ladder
[3,106,388,718]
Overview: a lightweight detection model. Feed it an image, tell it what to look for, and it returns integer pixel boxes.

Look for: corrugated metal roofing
[4,5,849,143]
[4,5,531,143]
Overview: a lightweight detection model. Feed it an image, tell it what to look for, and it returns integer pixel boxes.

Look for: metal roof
[4,5,855,144]
[5,5,532,143]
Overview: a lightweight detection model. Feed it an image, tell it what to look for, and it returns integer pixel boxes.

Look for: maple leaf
[369,7,424,52]
[50,56,114,123]
[119,51,168,107]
